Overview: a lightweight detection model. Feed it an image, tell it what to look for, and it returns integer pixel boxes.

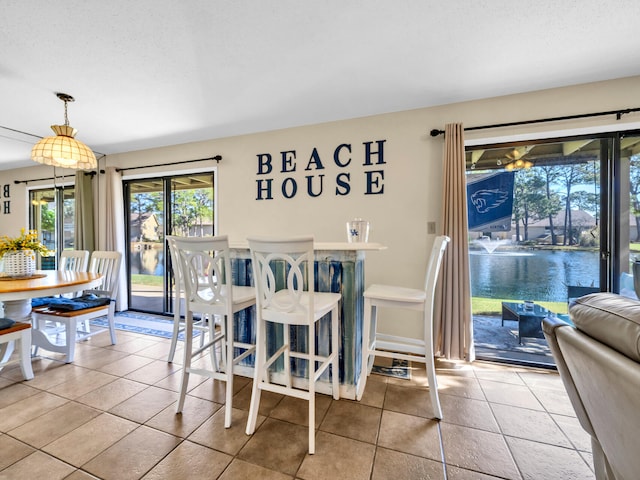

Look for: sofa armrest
[541,315,571,336]
[542,317,597,440]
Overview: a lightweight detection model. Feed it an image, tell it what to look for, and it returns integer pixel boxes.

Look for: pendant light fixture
[31,92,97,170]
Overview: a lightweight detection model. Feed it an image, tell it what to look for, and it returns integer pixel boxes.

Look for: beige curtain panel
[74,170,95,252]
[104,166,128,312]
[435,123,475,361]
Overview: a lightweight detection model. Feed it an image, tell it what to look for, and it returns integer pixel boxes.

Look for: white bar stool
[169,235,256,428]
[245,235,340,455]
[359,235,449,419]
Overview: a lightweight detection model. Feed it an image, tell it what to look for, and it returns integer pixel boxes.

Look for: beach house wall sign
[255,140,386,200]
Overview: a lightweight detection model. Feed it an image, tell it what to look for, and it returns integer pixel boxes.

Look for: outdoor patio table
[501,301,550,344]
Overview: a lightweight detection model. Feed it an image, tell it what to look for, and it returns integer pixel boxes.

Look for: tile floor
[0,328,595,480]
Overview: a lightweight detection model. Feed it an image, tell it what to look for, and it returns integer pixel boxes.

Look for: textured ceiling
[1,0,640,171]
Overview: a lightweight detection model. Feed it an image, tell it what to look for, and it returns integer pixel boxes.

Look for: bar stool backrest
[171,235,233,318]
[248,236,315,326]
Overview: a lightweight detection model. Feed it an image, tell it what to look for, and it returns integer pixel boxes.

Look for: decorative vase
[3,250,36,277]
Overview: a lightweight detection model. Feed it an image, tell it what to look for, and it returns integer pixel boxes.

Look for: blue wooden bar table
[229,242,386,400]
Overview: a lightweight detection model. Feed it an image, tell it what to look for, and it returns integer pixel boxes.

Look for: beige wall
[2,75,640,336]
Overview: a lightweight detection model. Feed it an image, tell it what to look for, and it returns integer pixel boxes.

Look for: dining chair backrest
[59,250,89,272]
[248,235,315,326]
[88,251,122,297]
[169,235,234,318]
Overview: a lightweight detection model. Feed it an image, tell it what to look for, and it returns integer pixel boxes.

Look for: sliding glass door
[466,136,608,366]
[125,173,215,314]
[622,134,640,293]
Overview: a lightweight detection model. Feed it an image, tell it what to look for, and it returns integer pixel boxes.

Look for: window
[29,186,75,269]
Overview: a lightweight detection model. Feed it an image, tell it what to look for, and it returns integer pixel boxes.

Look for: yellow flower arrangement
[0,229,52,258]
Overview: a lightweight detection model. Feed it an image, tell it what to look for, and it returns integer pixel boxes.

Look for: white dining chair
[245,236,340,454]
[58,251,90,333]
[0,321,34,380]
[31,251,122,363]
[166,236,208,363]
[358,235,449,419]
[59,249,90,272]
[169,235,256,428]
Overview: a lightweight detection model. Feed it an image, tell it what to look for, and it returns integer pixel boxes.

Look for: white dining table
[0,270,103,321]
[0,270,102,366]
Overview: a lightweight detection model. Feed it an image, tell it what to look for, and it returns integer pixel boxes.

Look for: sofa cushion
[570,292,640,362]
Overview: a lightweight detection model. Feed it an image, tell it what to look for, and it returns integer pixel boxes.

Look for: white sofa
[542,293,640,480]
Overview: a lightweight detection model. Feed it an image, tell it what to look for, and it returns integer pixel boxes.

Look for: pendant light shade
[31,93,97,170]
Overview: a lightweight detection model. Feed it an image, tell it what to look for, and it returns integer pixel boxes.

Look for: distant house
[187,222,214,236]
[527,210,596,243]
[130,212,161,242]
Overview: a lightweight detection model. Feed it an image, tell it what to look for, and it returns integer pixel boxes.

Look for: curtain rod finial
[430,129,444,137]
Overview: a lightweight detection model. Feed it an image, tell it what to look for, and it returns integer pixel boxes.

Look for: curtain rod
[429,107,640,137]
[115,155,222,172]
[13,154,221,183]
[14,171,101,185]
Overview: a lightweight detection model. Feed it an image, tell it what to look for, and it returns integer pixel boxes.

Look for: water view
[470,247,599,303]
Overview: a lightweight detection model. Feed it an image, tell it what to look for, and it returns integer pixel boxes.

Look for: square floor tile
[141,440,232,479]
[82,425,181,480]
[319,400,381,443]
[8,401,100,448]
[189,407,261,456]
[108,385,176,423]
[270,394,332,428]
[507,436,594,479]
[297,431,375,480]
[440,423,520,479]
[377,410,442,461]
[42,413,139,467]
[371,447,444,480]
[146,395,220,437]
[0,450,75,479]
[238,418,308,476]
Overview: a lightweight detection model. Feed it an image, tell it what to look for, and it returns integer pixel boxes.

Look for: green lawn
[472,297,568,315]
[131,274,164,286]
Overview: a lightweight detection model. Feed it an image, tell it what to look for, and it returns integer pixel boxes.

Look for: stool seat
[364,284,426,303]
